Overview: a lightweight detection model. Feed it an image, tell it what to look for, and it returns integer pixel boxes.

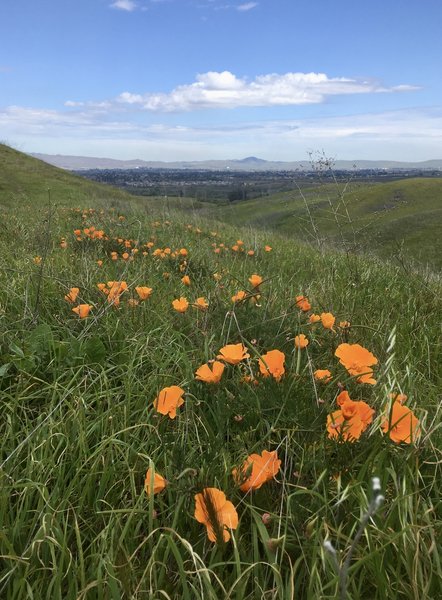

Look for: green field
[207,177,442,269]
[0,146,441,599]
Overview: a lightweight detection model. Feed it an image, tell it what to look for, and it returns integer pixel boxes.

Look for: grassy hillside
[210,177,442,269]
[0,145,441,599]
[0,143,135,208]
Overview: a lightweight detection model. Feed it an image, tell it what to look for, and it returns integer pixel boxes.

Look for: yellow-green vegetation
[0,146,441,599]
[208,177,442,269]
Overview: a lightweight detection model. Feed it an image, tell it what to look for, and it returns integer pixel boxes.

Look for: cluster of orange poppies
[145,448,281,543]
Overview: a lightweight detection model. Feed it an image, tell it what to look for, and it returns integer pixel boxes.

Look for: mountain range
[31,153,442,171]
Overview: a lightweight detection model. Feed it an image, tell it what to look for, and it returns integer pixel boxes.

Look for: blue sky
[1,0,442,161]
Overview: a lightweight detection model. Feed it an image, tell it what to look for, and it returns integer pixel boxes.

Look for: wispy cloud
[110,0,137,11]
[111,70,419,112]
[237,2,258,11]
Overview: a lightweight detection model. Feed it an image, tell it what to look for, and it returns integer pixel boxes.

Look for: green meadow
[0,145,441,599]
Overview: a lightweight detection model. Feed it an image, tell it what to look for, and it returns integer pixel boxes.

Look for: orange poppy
[248,274,263,288]
[64,287,80,303]
[97,260,103,267]
[232,290,247,303]
[309,314,321,324]
[144,468,167,496]
[195,361,225,384]
[135,286,153,301]
[217,343,250,365]
[72,304,92,318]
[381,401,420,444]
[181,275,191,286]
[193,297,209,310]
[247,250,255,256]
[314,369,332,382]
[294,334,309,348]
[258,350,285,381]
[295,295,311,312]
[339,320,351,329]
[320,312,335,330]
[172,297,189,313]
[264,245,272,252]
[154,385,185,419]
[194,488,239,543]
[327,392,375,442]
[335,343,378,385]
[233,450,281,492]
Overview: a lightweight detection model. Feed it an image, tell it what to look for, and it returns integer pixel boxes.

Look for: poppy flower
[217,343,250,365]
[179,248,188,257]
[381,400,420,443]
[135,286,153,301]
[72,304,92,318]
[233,450,281,492]
[327,392,375,442]
[247,250,255,256]
[193,297,209,310]
[194,487,239,543]
[339,320,351,329]
[97,260,103,267]
[264,245,272,252]
[258,350,285,381]
[154,385,185,419]
[181,275,191,286]
[309,314,321,324]
[335,343,378,385]
[295,295,311,312]
[33,256,42,265]
[144,468,167,496]
[248,274,263,288]
[64,287,80,303]
[314,369,332,382]
[172,297,189,313]
[294,334,309,348]
[320,312,335,330]
[195,361,225,384]
[232,291,247,303]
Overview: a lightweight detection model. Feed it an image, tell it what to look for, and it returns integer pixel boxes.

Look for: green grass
[0,146,441,599]
[206,177,442,269]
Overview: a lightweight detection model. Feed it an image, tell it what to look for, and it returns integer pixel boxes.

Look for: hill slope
[0,143,134,208]
[210,177,442,269]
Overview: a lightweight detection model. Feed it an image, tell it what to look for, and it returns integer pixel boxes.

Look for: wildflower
[232,290,247,303]
[339,320,351,329]
[111,252,118,261]
[73,229,81,237]
[335,343,378,385]
[314,369,332,382]
[154,385,185,419]
[181,275,191,286]
[248,274,263,288]
[294,334,309,348]
[309,314,321,324]
[122,252,130,261]
[135,286,153,301]
[144,468,167,496]
[97,260,103,267]
[217,343,250,365]
[320,312,335,330]
[194,488,238,543]
[295,295,311,312]
[179,248,188,257]
[172,297,189,313]
[60,238,68,249]
[258,350,285,381]
[33,256,42,265]
[264,245,272,252]
[194,297,209,310]
[72,304,92,318]
[247,250,255,256]
[64,287,80,303]
[195,361,225,384]
[327,392,375,442]
[381,400,420,444]
[233,450,281,492]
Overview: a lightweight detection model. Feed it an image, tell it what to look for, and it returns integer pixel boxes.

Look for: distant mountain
[31,153,442,172]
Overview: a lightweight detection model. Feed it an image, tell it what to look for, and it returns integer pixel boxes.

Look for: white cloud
[237,2,258,11]
[110,0,137,11]
[112,70,419,112]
